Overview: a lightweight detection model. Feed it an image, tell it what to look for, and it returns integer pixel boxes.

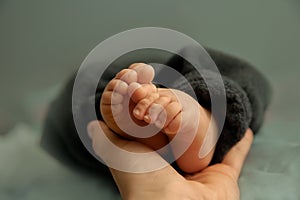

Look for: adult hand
[87,120,253,200]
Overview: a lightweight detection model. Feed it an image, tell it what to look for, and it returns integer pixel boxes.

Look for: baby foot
[101,63,216,173]
[130,77,216,173]
[132,87,201,137]
[100,63,169,150]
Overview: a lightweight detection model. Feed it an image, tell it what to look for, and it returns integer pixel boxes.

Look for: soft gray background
[0,0,299,199]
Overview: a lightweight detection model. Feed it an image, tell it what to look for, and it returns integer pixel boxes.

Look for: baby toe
[154,101,182,130]
[144,103,164,124]
[111,104,123,115]
[130,63,155,84]
[116,69,138,84]
[101,91,123,105]
[132,93,159,120]
[111,92,124,104]
[107,79,128,95]
[155,110,167,129]
[127,82,150,103]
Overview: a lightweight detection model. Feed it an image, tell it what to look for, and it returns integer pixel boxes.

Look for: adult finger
[222,128,254,177]
[87,120,152,153]
[87,120,169,173]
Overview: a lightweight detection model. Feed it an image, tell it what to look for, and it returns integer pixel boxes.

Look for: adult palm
[88,121,253,200]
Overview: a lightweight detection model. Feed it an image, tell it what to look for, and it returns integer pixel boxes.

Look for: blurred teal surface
[0,0,299,199]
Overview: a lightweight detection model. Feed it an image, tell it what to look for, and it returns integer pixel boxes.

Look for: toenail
[134,109,140,117]
[144,115,151,123]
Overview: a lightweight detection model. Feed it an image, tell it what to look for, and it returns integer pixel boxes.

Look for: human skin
[100,63,216,173]
[87,121,253,200]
